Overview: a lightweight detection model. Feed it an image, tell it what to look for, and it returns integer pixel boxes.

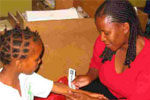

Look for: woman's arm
[72,36,103,88]
[87,67,99,81]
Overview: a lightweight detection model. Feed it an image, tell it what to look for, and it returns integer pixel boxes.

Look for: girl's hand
[52,82,73,95]
[88,92,106,99]
[72,75,92,89]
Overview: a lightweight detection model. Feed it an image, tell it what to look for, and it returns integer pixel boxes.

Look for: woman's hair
[0,27,42,65]
[95,0,147,67]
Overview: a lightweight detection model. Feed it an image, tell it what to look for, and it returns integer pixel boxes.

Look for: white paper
[68,68,76,89]
[26,8,79,22]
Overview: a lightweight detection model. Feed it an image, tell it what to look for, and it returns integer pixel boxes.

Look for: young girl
[0,27,105,100]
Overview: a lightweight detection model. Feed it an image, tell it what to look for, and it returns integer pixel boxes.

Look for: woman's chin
[106,45,116,51]
[111,48,116,51]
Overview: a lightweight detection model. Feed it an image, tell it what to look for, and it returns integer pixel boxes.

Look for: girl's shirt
[0,70,53,100]
[90,35,150,100]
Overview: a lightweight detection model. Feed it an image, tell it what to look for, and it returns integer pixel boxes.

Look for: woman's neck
[117,36,145,56]
[117,41,128,53]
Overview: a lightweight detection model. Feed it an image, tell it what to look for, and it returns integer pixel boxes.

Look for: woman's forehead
[96,15,123,32]
[96,16,113,30]
[97,15,113,24]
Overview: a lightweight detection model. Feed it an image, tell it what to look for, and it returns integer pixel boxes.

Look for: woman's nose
[101,32,106,42]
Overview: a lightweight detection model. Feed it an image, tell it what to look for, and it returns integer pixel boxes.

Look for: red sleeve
[89,35,105,70]
[128,70,150,100]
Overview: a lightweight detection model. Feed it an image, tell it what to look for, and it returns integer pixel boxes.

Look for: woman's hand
[72,75,92,89]
[66,91,108,100]
[87,92,106,98]
[72,68,99,89]
[71,88,107,99]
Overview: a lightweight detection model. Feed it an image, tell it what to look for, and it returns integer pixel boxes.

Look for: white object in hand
[68,68,76,89]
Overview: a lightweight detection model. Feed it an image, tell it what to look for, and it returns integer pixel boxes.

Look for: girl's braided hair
[95,0,148,67]
[0,27,42,65]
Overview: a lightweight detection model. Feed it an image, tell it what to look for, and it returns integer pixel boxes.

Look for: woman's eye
[105,32,109,35]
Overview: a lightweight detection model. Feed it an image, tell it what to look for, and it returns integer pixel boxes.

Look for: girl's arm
[51,82,107,99]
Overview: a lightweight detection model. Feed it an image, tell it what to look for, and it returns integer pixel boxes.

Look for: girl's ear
[123,22,130,34]
[15,60,23,70]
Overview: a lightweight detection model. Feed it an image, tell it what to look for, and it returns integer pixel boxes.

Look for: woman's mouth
[105,44,111,48]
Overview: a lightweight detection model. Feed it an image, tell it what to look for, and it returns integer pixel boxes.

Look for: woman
[72,0,150,100]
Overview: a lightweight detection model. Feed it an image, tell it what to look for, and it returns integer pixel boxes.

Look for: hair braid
[0,27,41,65]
